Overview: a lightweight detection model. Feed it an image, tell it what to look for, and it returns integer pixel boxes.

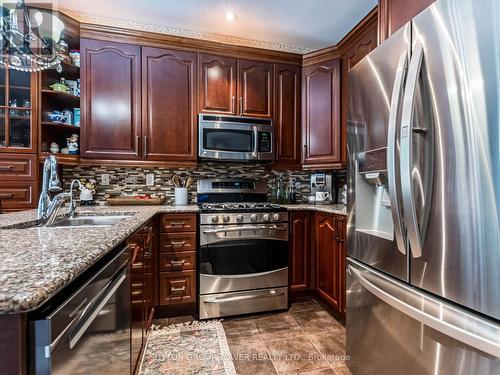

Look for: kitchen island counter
[0,205,199,314]
[281,203,346,216]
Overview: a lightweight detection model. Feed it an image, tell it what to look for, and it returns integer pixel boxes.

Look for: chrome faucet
[68,179,82,218]
[38,156,70,226]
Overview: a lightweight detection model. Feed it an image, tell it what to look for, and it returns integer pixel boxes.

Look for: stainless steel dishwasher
[30,245,131,375]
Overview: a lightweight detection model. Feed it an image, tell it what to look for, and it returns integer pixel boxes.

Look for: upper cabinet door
[237,59,273,118]
[142,47,197,162]
[81,39,141,159]
[199,54,237,115]
[302,58,341,168]
[274,64,301,169]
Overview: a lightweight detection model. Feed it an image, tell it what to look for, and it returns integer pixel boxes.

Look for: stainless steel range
[197,179,288,319]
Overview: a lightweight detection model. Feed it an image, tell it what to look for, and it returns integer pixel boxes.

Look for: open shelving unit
[39,21,81,165]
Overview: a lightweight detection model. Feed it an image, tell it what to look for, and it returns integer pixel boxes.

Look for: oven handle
[204,290,285,304]
[69,269,127,349]
[203,225,288,234]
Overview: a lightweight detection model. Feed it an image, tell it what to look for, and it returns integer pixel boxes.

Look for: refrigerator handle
[400,41,424,258]
[348,263,500,358]
[387,52,409,255]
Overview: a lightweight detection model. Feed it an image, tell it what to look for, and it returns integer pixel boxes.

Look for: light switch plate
[146,173,155,186]
[101,173,110,186]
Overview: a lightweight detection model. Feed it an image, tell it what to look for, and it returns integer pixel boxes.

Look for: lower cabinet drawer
[159,232,196,252]
[160,214,197,232]
[159,252,196,272]
[0,181,36,209]
[159,271,195,305]
[131,273,144,305]
[0,153,37,180]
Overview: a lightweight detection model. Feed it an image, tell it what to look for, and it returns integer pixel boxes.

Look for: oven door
[198,123,273,161]
[199,226,288,295]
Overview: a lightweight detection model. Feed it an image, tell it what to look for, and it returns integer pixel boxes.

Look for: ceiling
[44,0,377,53]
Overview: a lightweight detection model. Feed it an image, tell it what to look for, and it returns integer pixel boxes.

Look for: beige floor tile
[288,299,324,313]
[264,336,331,374]
[255,312,304,341]
[230,340,278,375]
[307,331,347,367]
[291,310,344,334]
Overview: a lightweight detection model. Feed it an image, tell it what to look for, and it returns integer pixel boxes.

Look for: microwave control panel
[258,132,272,153]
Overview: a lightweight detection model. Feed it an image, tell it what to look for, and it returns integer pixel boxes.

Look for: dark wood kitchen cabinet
[302,58,341,169]
[142,47,197,162]
[198,56,273,118]
[127,221,155,374]
[238,59,273,118]
[158,214,197,306]
[334,215,347,314]
[198,54,237,115]
[274,64,301,169]
[378,0,435,42]
[340,14,378,163]
[315,212,342,312]
[80,39,141,160]
[289,211,312,292]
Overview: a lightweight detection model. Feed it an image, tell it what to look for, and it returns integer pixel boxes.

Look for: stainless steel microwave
[198,114,274,161]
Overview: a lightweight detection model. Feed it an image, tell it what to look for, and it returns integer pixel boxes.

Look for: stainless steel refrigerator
[346,0,500,373]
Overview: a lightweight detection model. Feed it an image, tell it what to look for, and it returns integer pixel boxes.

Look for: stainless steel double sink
[0,213,134,230]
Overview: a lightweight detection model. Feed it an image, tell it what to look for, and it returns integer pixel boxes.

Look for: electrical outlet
[101,173,110,186]
[146,173,155,186]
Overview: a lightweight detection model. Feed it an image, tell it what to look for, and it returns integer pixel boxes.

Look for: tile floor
[155,299,351,375]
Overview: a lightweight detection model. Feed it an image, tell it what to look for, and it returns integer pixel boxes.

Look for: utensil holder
[175,187,188,206]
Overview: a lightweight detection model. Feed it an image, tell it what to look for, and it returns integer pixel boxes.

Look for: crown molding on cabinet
[302,7,378,66]
[63,10,315,55]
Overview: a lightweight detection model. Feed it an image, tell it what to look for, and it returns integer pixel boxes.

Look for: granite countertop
[281,203,347,216]
[0,202,345,314]
[0,205,199,314]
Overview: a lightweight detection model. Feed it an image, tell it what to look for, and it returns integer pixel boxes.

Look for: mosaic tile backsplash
[63,162,346,205]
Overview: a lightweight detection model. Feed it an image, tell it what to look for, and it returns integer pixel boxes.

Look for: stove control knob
[263,213,271,222]
[250,214,258,222]
[211,216,219,223]
[223,215,231,223]
[272,213,280,222]
[236,214,244,223]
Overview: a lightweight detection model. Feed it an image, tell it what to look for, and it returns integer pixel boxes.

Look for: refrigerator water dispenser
[355,148,394,241]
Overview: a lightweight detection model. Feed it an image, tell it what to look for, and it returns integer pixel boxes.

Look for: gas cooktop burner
[200,202,283,211]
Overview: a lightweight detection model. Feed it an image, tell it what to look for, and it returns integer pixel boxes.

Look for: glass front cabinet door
[0,67,37,153]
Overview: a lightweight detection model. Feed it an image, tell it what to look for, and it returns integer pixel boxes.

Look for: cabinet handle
[170,240,186,247]
[169,221,186,226]
[0,165,13,171]
[239,97,243,115]
[171,286,186,292]
[144,136,148,156]
[170,260,186,269]
[232,96,235,113]
[136,135,139,153]
[0,193,14,199]
[339,220,345,242]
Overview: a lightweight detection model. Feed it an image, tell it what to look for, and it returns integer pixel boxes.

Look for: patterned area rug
[139,320,237,375]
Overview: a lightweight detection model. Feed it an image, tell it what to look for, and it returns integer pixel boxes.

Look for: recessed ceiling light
[225,10,237,22]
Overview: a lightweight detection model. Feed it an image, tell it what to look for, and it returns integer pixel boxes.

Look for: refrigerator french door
[346,0,500,374]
